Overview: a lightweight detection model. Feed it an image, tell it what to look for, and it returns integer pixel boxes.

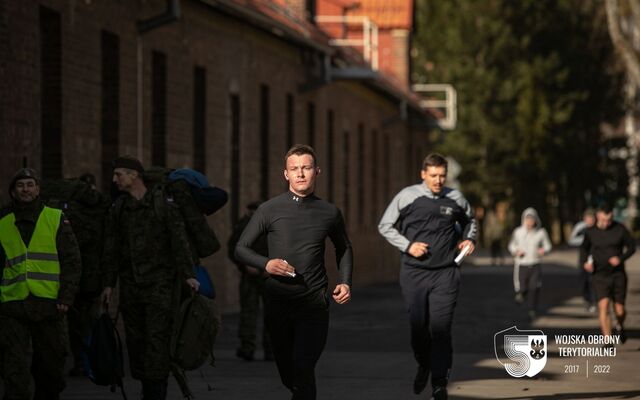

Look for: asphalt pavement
[17,248,640,399]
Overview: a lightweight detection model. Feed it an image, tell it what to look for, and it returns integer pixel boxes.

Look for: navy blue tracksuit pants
[399,264,460,383]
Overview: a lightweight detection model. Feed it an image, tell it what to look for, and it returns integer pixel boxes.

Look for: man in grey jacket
[508,207,552,320]
[378,153,477,400]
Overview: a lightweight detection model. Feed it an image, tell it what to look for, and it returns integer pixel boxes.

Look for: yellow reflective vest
[0,207,62,302]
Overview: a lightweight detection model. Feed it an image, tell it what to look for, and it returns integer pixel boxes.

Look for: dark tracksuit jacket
[378,183,477,383]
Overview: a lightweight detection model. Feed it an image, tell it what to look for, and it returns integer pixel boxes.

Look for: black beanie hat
[112,156,144,174]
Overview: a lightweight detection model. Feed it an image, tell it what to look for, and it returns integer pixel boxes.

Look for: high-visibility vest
[0,207,62,302]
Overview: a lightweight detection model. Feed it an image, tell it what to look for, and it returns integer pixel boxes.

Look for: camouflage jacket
[0,198,82,317]
[101,188,195,287]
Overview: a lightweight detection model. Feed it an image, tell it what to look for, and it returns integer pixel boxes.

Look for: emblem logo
[494,326,547,378]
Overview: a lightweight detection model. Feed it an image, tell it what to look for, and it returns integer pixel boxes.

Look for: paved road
[6,248,640,399]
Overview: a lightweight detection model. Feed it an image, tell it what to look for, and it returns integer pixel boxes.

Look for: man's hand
[458,240,475,255]
[56,303,69,314]
[266,259,296,277]
[332,284,351,304]
[516,250,525,258]
[609,256,621,267]
[101,287,113,305]
[186,277,200,292]
[583,262,594,273]
[537,248,546,256]
[408,242,429,258]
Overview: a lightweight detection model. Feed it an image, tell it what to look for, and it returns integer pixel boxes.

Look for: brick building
[0,0,433,311]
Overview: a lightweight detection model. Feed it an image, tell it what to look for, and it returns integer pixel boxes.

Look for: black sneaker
[413,365,430,394]
[236,348,254,361]
[514,293,524,304]
[617,326,627,344]
[431,386,448,400]
[68,365,85,377]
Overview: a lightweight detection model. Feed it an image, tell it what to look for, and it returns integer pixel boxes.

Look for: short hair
[284,144,317,168]
[597,203,613,214]
[422,153,448,171]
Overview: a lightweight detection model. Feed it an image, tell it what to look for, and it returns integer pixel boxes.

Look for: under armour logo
[293,196,300,202]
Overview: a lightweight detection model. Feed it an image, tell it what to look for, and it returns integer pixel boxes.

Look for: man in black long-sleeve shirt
[235,144,353,400]
[580,204,635,343]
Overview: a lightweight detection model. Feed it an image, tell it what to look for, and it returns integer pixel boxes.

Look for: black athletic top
[580,222,636,274]
[235,191,353,299]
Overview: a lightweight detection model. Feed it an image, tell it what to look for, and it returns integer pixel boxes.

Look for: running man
[235,144,353,400]
[378,153,477,400]
[581,203,635,343]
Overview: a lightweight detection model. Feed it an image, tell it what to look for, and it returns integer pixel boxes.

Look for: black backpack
[87,313,128,399]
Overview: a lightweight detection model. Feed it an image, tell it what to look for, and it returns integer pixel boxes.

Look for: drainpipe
[135,0,181,162]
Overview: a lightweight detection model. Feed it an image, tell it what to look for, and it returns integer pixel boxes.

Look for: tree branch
[606,0,640,88]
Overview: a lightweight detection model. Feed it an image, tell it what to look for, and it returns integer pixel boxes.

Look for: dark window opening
[101,30,119,192]
[193,66,206,173]
[307,102,315,147]
[357,123,365,227]
[152,51,167,166]
[40,6,62,179]
[286,93,294,150]
[342,130,350,222]
[230,94,241,225]
[260,84,270,200]
[371,129,378,224]
[326,109,334,202]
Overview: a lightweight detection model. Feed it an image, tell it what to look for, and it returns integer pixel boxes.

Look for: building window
[326,109,334,202]
[230,94,241,225]
[101,30,119,192]
[152,50,167,166]
[286,93,294,150]
[357,123,365,227]
[193,66,206,173]
[306,0,317,22]
[383,132,390,201]
[307,102,315,147]
[40,6,62,179]
[371,129,378,224]
[260,84,270,200]
[342,130,350,222]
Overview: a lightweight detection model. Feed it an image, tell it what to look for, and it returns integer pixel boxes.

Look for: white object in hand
[283,259,296,277]
[454,243,472,265]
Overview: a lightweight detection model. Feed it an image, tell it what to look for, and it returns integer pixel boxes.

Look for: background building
[0,0,434,311]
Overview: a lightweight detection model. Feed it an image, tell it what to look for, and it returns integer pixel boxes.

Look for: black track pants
[399,265,460,382]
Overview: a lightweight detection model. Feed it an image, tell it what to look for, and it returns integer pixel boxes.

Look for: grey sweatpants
[399,265,460,383]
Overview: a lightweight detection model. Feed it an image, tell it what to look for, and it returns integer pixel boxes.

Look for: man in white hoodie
[508,207,552,320]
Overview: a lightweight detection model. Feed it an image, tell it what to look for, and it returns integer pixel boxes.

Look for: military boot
[142,379,168,400]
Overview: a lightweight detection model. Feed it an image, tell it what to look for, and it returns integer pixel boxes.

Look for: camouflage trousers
[238,274,271,355]
[120,279,175,381]
[0,308,68,400]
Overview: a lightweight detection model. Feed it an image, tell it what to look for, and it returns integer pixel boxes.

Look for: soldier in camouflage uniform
[228,201,272,361]
[100,156,199,400]
[0,168,81,400]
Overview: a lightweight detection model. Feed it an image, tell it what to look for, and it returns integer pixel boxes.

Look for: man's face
[13,178,39,203]
[284,154,319,196]
[421,165,447,194]
[596,211,613,229]
[112,168,137,192]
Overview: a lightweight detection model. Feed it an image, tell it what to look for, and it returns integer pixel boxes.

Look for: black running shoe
[413,365,430,394]
[617,326,627,344]
[431,386,448,400]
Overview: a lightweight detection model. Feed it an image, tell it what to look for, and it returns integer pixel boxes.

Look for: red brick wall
[0,0,431,312]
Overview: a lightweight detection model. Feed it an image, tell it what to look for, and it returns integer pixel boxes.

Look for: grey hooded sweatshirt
[508,207,552,267]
